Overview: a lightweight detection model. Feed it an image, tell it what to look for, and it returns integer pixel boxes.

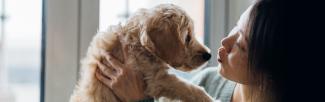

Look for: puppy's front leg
[146,73,214,102]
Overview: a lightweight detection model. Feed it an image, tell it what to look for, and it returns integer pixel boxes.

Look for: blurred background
[0,0,252,102]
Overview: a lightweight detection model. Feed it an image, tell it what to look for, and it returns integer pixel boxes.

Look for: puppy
[70,4,214,102]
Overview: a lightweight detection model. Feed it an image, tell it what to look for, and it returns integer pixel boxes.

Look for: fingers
[116,32,132,67]
[102,51,124,75]
[97,60,116,76]
[95,69,114,88]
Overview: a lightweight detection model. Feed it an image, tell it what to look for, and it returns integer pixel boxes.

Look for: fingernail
[96,62,101,67]
[100,50,105,55]
[104,52,112,57]
[106,55,112,60]
[101,51,111,58]
[106,51,111,55]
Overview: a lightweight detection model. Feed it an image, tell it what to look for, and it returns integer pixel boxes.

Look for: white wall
[227,0,254,33]
[44,0,99,101]
[206,0,253,66]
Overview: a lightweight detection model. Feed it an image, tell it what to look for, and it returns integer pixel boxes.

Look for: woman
[95,0,286,102]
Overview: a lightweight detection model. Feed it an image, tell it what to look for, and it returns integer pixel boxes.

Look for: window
[0,0,42,102]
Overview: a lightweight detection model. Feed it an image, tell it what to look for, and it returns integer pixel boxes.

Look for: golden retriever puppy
[70,4,214,102]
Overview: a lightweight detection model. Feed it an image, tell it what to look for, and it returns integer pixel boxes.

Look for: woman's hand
[95,51,147,102]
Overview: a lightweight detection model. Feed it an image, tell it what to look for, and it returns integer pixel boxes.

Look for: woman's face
[217,6,252,84]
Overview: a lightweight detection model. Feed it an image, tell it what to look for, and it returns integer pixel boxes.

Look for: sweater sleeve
[190,67,236,102]
[137,98,155,102]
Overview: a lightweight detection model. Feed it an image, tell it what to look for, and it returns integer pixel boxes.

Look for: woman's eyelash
[236,42,246,51]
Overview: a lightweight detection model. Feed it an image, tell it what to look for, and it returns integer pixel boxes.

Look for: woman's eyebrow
[239,29,249,44]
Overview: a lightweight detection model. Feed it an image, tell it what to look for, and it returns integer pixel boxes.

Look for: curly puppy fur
[70,4,214,102]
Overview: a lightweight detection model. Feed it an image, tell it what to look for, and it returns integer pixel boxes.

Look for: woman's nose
[221,37,227,47]
[221,37,233,53]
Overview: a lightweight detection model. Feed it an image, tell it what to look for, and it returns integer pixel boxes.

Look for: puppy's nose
[202,52,211,61]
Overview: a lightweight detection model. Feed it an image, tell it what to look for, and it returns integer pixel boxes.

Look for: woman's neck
[232,84,258,102]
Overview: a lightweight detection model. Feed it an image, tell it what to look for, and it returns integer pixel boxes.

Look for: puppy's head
[140,4,211,71]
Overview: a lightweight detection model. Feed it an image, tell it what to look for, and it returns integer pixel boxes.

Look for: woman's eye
[236,42,246,52]
[185,34,191,44]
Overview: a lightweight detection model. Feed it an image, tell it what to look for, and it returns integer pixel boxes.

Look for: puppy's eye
[185,34,191,44]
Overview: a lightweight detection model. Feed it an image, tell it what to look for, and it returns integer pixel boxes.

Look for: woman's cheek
[228,52,244,70]
[227,53,236,69]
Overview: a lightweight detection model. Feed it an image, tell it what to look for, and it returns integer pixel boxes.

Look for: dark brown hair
[247,0,285,102]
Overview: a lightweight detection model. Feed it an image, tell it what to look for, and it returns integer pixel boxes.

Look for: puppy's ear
[140,10,186,67]
[140,30,156,54]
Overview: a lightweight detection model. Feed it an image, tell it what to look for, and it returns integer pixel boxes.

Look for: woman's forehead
[236,5,253,33]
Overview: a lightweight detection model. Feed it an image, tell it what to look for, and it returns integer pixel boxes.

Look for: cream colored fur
[70,4,214,102]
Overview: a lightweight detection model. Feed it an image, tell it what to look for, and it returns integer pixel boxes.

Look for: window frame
[204,0,227,66]
[42,0,99,102]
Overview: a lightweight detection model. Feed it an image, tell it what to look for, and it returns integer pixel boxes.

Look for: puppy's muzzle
[201,52,211,61]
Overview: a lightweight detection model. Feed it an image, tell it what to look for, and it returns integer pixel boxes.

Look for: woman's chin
[217,65,225,75]
[218,64,230,80]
